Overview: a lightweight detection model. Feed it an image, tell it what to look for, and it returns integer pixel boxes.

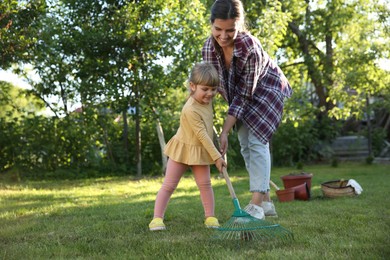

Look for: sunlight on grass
[1,163,389,259]
[1,175,230,221]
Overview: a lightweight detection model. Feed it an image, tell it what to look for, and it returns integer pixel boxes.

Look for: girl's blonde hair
[188,62,219,92]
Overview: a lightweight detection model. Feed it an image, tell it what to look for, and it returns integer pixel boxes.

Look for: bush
[271,116,341,166]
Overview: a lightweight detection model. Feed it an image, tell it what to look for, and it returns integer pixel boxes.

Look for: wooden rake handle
[222,167,238,200]
[269,180,280,191]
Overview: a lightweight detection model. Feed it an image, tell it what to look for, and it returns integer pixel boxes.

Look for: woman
[202,0,292,219]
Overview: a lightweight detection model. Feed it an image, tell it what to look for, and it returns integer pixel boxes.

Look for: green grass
[1,163,389,259]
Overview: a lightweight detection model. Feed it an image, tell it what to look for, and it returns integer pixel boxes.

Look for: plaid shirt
[202,32,292,144]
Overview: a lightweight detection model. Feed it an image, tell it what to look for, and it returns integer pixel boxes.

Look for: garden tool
[213,167,294,241]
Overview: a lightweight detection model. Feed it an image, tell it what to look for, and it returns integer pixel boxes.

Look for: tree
[0,0,46,69]
[269,0,390,163]
[280,0,389,121]
[28,0,211,176]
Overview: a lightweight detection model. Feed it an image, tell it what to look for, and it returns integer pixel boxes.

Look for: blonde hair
[188,62,219,92]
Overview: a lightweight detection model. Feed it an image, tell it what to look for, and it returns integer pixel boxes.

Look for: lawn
[1,163,389,259]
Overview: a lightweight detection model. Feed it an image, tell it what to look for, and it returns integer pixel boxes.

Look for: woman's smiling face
[211,18,238,48]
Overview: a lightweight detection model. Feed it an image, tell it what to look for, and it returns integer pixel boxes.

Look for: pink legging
[153,159,215,219]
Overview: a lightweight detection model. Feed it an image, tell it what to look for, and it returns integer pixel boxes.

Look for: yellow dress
[164,96,221,165]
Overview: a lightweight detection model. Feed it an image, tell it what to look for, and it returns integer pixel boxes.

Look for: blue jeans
[238,124,270,193]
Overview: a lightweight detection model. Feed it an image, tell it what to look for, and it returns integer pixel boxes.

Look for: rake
[213,167,293,241]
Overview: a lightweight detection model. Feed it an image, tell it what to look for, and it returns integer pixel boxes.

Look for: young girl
[149,62,226,231]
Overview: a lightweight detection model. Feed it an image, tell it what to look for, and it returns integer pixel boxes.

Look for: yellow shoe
[204,217,220,229]
[149,218,166,231]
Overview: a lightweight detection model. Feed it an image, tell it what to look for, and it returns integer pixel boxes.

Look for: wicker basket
[321,179,356,198]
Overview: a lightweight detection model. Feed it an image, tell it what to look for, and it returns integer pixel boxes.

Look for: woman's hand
[219,132,228,156]
[219,114,237,156]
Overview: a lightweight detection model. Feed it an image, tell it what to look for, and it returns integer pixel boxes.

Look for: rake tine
[213,167,293,241]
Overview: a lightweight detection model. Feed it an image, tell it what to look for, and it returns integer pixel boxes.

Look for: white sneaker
[244,204,265,220]
[261,201,278,217]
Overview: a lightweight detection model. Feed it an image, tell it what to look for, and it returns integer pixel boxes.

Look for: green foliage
[0,104,118,175]
[331,157,339,167]
[272,119,317,166]
[281,0,390,121]
[0,0,389,176]
[245,0,292,55]
[25,0,212,176]
[0,0,46,69]
[370,127,388,156]
[272,115,341,166]
[365,155,374,165]
[0,81,45,119]
[0,86,188,176]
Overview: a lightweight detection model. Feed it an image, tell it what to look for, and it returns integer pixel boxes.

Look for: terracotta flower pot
[281,172,313,190]
[291,182,310,200]
[276,188,295,202]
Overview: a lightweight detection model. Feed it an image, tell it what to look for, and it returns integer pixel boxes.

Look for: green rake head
[214,215,294,241]
[214,199,294,241]
[231,198,251,217]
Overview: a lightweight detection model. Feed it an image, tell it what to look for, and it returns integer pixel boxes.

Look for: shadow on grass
[2,163,389,258]
[0,175,297,259]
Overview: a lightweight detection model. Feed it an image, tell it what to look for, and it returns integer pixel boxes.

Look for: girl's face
[211,18,238,48]
[190,83,217,105]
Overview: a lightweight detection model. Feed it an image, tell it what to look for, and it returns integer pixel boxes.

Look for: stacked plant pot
[276,172,313,202]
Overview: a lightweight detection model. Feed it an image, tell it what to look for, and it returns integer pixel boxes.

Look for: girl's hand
[215,157,227,173]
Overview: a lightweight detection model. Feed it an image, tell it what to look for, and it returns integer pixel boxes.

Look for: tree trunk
[135,90,142,177]
[122,109,129,169]
[366,94,373,157]
[288,21,328,110]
